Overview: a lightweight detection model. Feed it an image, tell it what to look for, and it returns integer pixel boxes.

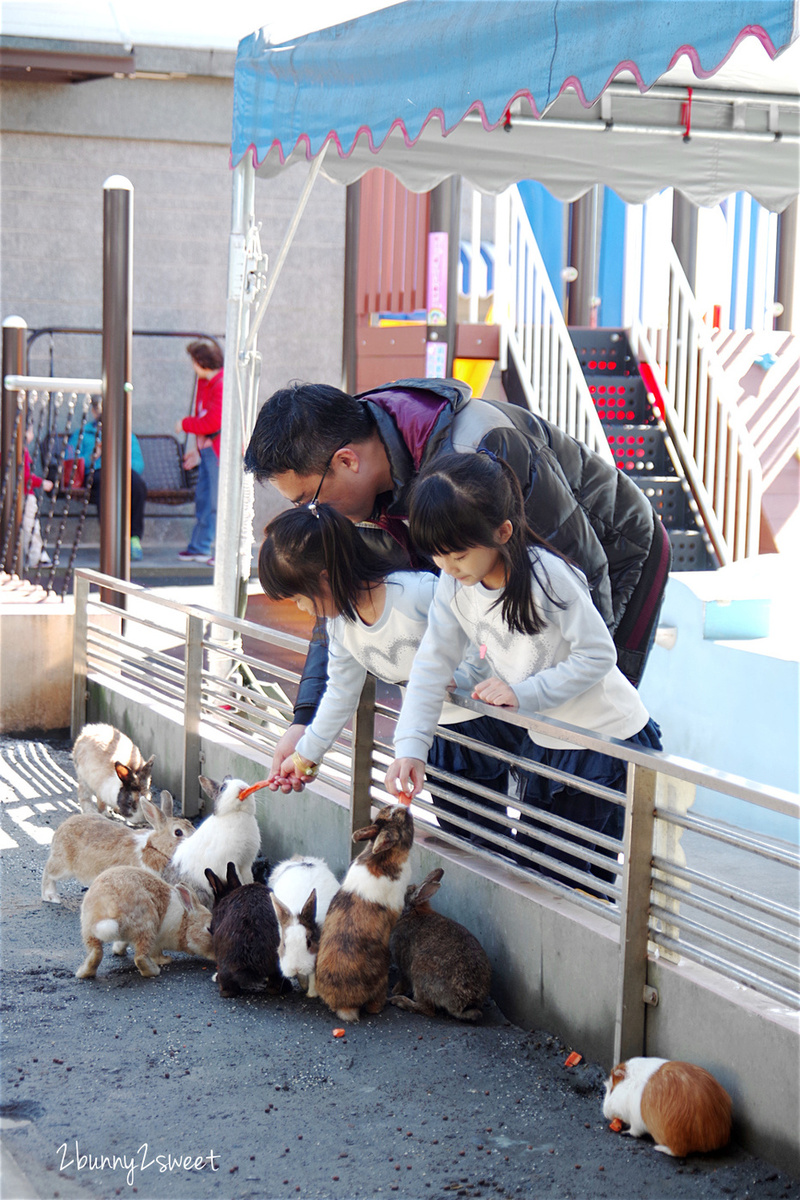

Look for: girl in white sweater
[257,503,523,841]
[385,451,661,888]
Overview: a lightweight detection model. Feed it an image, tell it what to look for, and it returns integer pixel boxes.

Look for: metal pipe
[213,156,255,619]
[775,197,798,332]
[342,180,361,394]
[428,177,461,377]
[100,176,134,606]
[2,316,27,573]
[3,375,102,393]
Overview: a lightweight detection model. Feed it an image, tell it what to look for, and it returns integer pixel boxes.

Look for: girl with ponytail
[258,503,521,837]
[386,452,661,886]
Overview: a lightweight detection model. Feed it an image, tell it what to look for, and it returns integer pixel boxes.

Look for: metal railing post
[71,571,90,738]
[101,176,134,606]
[349,673,376,857]
[2,316,27,573]
[183,612,204,818]
[613,763,657,1065]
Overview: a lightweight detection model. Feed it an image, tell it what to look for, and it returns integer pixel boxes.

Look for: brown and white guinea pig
[602,1057,732,1157]
[73,723,154,824]
[315,805,414,1023]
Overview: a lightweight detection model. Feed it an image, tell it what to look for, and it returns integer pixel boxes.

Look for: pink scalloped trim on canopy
[230,24,785,173]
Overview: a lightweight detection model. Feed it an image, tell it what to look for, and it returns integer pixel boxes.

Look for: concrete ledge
[0,590,74,733]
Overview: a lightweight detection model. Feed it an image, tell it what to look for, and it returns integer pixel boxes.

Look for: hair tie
[307,501,321,519]
[478,447,498,463]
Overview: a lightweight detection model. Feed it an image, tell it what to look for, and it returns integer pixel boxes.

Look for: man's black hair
[244,382,375,480]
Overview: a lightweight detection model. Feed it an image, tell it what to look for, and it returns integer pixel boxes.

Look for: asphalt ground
[1,734,798,1200]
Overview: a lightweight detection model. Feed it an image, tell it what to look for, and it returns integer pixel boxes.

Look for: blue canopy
[232,1,797,171]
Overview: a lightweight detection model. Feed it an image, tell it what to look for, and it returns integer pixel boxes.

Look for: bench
[50,433,195,514]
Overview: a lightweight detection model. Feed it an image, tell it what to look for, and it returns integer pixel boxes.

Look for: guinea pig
[602,1057,732,1157]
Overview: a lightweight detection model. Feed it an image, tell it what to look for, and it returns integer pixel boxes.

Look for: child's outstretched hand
[472,677,517,707]
[267,753,308,793]
[384,758,425,805]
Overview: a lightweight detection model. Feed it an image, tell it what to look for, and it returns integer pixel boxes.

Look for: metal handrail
[632,246,763,563]
[72,570,800,1062]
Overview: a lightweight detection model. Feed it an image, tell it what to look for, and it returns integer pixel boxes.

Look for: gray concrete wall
[1,58,346,439]
[85,676,800,1175]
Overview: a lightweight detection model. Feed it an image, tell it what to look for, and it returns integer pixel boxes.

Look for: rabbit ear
[225,861,242,890]
[371,827,398,854]
[413,873,443,906]
[204,868,225,901]
[159,790,174,819]
[270,892,293,927]
[199,775,219,801]
[142,756,155,773]
[140,798,162,829]
[299,888,317,927]
[352,823,379,844]
[115,762,132,784]
[176,884,197,911]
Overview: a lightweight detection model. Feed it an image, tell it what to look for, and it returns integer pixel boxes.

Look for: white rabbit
[42,791,192,903]
[163,775,267,908]
[73,722,154,825]
[268,855,340,996]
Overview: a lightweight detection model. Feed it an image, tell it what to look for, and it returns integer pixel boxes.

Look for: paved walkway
[1,734,798,1200]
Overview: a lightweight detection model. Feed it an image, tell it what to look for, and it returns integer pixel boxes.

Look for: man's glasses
[305,441,347,514]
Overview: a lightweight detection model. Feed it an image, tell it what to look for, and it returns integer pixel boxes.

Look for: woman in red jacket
[176,341,223,561]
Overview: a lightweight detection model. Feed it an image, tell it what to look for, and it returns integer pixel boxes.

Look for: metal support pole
[613,764,657,1066]
[775,198,798,332]
[183,612,204,818]
[349,674,376,857]
[2,316,27,573]
[71,572,90,737]
[567,188,602,326]
[100,176,134,607]
[343,181,361,394]
[671,192,698,295]
[213,157,256,621]
[428,178,462,378]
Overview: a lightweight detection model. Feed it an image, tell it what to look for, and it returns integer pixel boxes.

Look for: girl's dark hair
[408,451,566,636]
[258,503,397,622]
[187,340,224,371]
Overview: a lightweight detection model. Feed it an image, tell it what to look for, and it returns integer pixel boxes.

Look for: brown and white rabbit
[163,775,267,908]
[602,1057,732,1157]
[315,805,414,1023]
[73,723,154,824]
[76,865,214,979]
[389,868,491,1021]
[42,791,193,903]
[204,862,282,998]
[268,855,340,997]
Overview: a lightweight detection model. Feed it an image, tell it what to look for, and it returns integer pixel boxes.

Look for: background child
[258,503,521,844]
[385,451,662,889]
[22,423,53,568]
[69,399,147,561]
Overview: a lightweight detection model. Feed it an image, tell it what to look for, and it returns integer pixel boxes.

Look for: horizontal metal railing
[72,570,800,1062]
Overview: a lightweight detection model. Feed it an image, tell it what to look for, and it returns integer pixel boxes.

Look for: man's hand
[174,418,185,437]
[267,724,307,792]
[182,447,200,470]
[472,677,517,707]
[384,758,426,805]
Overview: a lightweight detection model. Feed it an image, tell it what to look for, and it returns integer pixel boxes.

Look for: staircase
[568,328,715,571]
[494,187,767,572]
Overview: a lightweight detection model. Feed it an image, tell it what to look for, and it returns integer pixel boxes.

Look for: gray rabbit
[389,868,491,1021]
